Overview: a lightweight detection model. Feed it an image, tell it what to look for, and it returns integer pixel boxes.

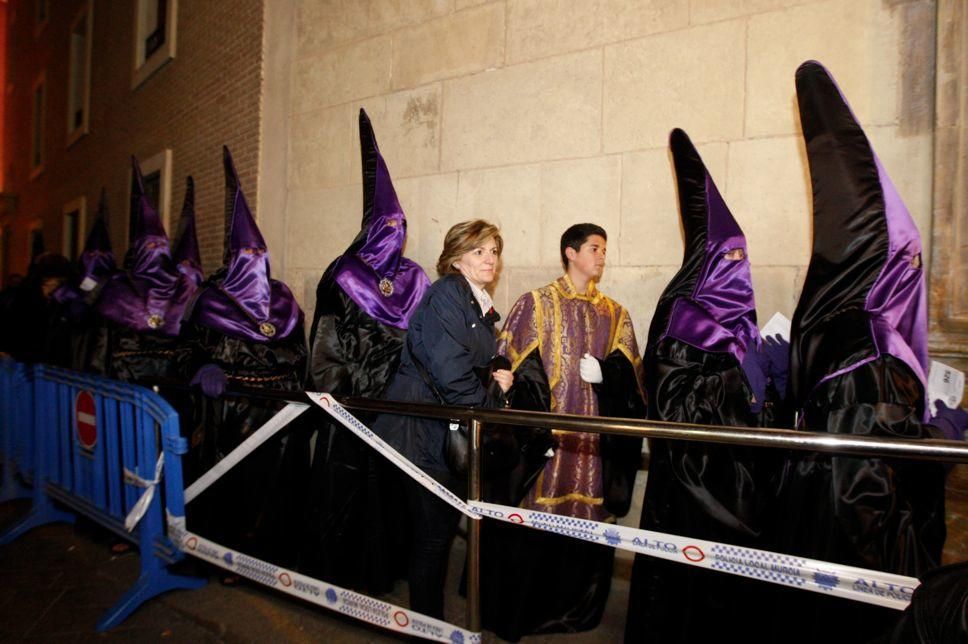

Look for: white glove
[579,353,603,384]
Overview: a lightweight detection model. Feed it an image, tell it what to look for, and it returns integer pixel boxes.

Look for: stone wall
[278,0,938,346]
[2,0,265,275]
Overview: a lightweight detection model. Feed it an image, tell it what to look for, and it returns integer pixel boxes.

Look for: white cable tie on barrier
[469,501,919,611]
[184,402,309,505]
[123,453,165,532]
[307,392,480,519]
[165,512,481,644]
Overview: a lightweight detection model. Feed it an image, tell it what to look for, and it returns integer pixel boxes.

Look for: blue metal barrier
[0,359,35,502]
[0,363,205,630]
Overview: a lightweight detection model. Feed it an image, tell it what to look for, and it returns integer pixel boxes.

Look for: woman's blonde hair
[436,219,503,277]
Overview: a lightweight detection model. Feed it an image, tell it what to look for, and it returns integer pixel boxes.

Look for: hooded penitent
[790,60,928,419]
[45,189,118,369]
[648,127,760,365]
[325,108,430,331]
[52,189,115,303]
[183,146,307,565]
[301,109,429,593]
[73,188,117,293]
[189,147,302,343]
[769,61,944,644]
[95,157,196,337]
[172,177,203,286]
[626,128,781,644]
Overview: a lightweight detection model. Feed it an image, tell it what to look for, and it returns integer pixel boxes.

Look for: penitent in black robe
[299,268,409,592]
[626,129,787,644]
[182,146,309,566]
[299,108,429,591]
[766,62,947,644]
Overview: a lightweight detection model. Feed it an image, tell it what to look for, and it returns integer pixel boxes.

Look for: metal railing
[213,384,968,633]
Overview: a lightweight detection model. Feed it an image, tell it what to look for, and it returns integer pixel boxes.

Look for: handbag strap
[407,335,448,405]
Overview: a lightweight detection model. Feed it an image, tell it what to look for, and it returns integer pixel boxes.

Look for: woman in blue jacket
[374,219,512,618]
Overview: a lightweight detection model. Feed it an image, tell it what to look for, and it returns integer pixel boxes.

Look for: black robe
[480,348,644,643]
[45,285,110,373]
[89,320,193,382]
[878,561,968,644]
[625,338,787,644]
[299,266,409,593]
[768,354,946,644]
[183,316,309,566]
[767,61,948,644]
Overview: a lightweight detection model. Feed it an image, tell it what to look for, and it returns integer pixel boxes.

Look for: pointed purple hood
[790,61,928,415]
[646,128,758,365]
[189,146,303,343]
[329,109,430,329]
[78,188,117,291]
[172,177,203,286]
[94,157,197,336]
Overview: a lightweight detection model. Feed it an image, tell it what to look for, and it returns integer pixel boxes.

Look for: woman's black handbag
[409,344,509,474]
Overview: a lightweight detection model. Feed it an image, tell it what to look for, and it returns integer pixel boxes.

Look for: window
[129,149,172,236]
[132,0,177,89]
[62,197,87,261]
[67,2,94,146]
[30,72,46,179]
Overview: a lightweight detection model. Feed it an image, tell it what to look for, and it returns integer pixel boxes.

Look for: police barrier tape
[468,501,918,611]
[306,392,480,519]
[123,453,164,531]
[184,402,309,505]
[307,392,920,612]
[166,513,481,644]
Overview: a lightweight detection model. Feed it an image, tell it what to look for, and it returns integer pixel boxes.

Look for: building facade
[3,0,967,372]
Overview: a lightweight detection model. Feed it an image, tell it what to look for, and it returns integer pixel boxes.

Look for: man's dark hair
[560,223,607,270]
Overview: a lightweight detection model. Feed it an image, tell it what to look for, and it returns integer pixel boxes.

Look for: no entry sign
[75,390,97,450]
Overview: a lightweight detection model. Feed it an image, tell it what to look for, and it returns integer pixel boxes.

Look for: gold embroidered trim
[530,469,605,507]
[553,274,603,303]
[113,350,176,358]
[227,373,290,383]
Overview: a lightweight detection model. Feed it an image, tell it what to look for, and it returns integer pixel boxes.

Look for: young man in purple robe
[301,109,430,592]
[481,223,646,641]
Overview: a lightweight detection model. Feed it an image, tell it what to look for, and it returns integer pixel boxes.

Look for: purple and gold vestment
[500,275,643,521]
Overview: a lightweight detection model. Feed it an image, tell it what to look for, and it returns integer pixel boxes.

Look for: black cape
[481,347,644,642]
[625,339,786,644]
[183,306,309,566]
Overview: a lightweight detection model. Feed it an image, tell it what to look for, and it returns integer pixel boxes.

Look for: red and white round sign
[75,390,97,451]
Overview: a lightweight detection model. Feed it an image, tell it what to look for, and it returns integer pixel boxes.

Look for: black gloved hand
[929,400,968,441]
[763,334,790,396]
[741,346,768,413]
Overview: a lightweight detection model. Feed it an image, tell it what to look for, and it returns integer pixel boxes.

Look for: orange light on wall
[0,1,7,193]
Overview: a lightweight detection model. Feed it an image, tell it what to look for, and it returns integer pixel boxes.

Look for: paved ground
[2,464,966,644]
[0,481,641,644]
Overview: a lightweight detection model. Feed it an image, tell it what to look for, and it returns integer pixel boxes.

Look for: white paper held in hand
[760,312,792,341]
[928,360,965,417]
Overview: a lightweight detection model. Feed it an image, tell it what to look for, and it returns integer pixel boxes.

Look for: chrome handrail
[333,395,968,464]
[147,380,968,634]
